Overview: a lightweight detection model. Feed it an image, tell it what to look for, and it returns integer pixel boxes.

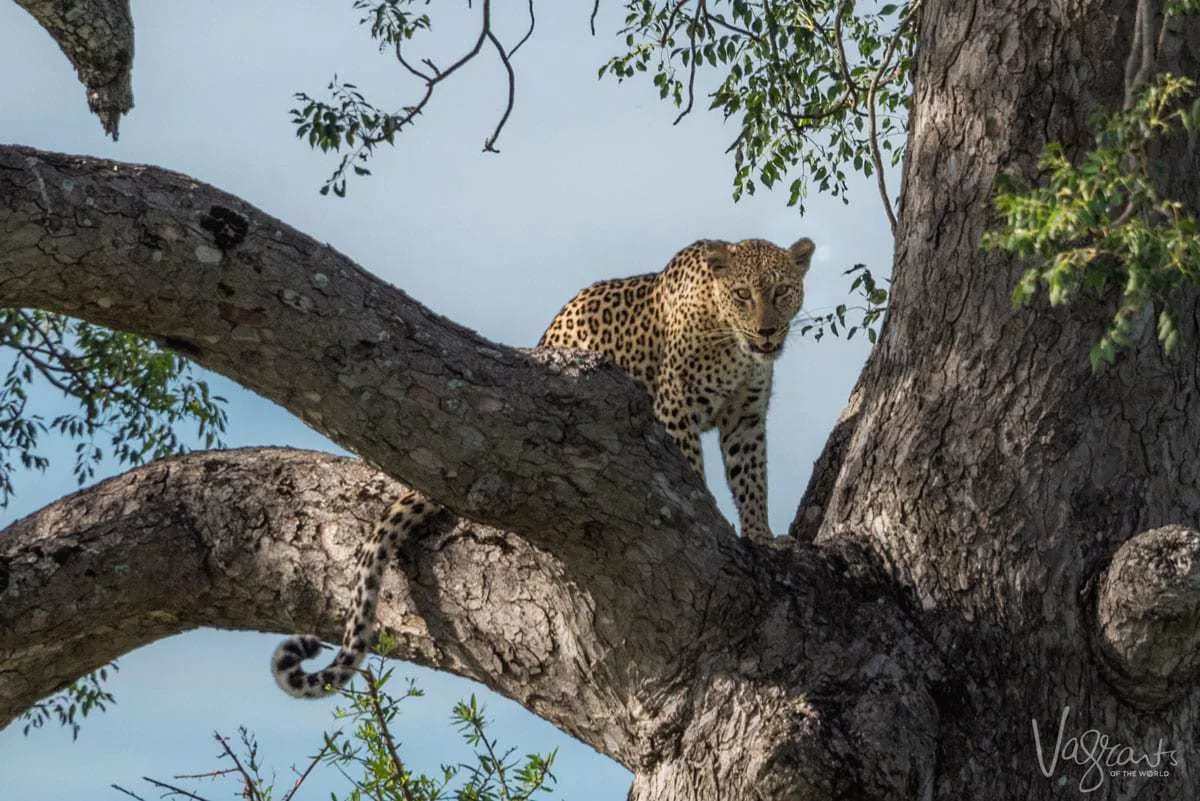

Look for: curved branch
[0,145,722,551]
[0,448,638,758]
[14,0,134,138]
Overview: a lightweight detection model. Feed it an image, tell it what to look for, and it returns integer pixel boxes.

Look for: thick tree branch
[13,0,134,138]
[0,448,636,760]
[0,145,726,553]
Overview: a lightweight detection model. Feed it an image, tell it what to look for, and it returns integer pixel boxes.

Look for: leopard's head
[706,237,815,362]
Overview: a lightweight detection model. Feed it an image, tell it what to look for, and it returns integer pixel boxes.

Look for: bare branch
[865,0,921,235]
[483,30,517,153]
[210,733,264,801]
[281,733,341,801]
[706,11,758,42]
[831,1,863,99]
[660,0,691,48]
[0,445,780,766]
[510,0,537,58]
[0,450,612,755]
[13,0,134,138]
[139,777,213,801]
[394,39,432,82]
[866,28,903,234]
[0,448,938,795]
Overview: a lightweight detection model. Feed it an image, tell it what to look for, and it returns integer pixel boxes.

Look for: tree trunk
[820,0,1200,797]
[3,1,1200,799]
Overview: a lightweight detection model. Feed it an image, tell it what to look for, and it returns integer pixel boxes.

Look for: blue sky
[0,1,894,798]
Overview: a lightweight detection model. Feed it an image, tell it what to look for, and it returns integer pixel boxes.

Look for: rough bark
[820,0,1200,797]
[0,447,660,761]
[5,0,1200,798]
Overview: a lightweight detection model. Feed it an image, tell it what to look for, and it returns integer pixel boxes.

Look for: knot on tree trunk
[1096,524,1200,705]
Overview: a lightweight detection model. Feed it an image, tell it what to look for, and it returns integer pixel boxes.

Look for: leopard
[272,235,816,698]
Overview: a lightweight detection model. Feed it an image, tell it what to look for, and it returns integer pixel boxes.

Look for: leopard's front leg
[652,360,705,480]
[716,373,773,543]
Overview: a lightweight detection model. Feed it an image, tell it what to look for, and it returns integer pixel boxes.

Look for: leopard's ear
[703,240,736,275]
[789,237,816,274]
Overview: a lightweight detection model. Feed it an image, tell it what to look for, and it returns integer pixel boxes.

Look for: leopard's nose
[758,326,778,338]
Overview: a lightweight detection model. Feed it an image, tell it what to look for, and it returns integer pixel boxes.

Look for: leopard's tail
[271,491,439,698]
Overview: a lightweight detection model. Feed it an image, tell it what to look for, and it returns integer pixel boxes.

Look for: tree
[3,1,1200,799]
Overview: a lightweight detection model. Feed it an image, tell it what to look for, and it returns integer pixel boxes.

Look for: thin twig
[484,30,517,152]
[139,777,213,801]
[394,40,432,82]
[363,672,418,801]
[282,732,342,801]
[510,0,536,57]
[172,768,241,781]
[1109,200,1138,229]
[660,0,691,47]
[673,0,705,124]
[866,1,921,235]
[474,722,514,800]
[110,786,148,801]
[707,11,758,42]
[374,0,504,157]
[832,1,863,98]
[210,732,262,801]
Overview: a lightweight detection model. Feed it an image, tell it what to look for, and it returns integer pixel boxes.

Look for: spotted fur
[272,236,814,698]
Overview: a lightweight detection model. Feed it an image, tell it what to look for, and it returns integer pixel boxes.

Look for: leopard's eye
[732,288,753,303]
[773,285,794,300]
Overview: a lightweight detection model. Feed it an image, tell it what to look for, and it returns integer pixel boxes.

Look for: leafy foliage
[293,0,916,218]
[292,78,397,198]
[18,663,118,740]
[985,74,1200,369]
[798,263,888,343]
[600,0,915,213]
[112,657,558,801]
[0,311,227,506]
